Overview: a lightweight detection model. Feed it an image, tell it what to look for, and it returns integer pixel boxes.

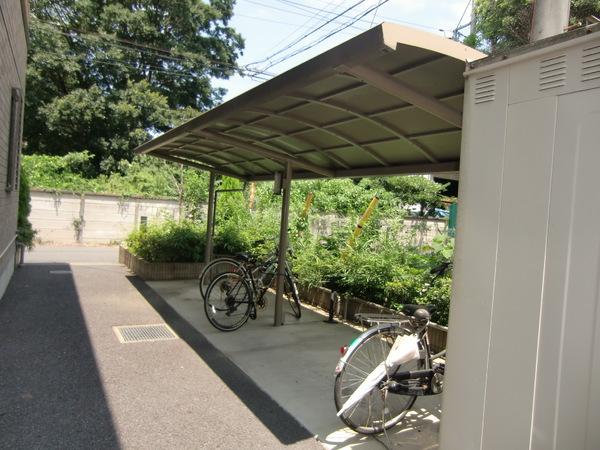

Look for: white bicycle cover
[337,334,419,417]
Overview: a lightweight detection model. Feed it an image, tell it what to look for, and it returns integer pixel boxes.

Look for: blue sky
[217,0,472,100]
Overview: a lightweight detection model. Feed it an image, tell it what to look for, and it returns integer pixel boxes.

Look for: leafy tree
[468,0,600,52]
[370,176,447,216]
[25,0,244,173]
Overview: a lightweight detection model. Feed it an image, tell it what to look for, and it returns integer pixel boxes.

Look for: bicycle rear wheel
[284,274,301,319]
[204,272,252,331]
[334,324,424,434]
[199,257,243,300]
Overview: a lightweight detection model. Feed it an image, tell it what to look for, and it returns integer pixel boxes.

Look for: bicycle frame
[337,321,445,398]
[225,255,297,308]
[386,328,445,396]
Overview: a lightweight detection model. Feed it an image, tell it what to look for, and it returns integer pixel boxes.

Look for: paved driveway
[148,280,442,449]
[0,246,320,449]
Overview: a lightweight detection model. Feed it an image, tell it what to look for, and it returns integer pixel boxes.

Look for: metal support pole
[274,162,292,326]
[204,172,216,264]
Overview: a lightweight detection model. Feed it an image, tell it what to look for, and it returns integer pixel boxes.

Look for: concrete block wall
[29,190,183,244]
[0,0,27,299]
[309,213,447,244]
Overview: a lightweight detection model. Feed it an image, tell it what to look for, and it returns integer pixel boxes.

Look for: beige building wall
[0,0,27,299]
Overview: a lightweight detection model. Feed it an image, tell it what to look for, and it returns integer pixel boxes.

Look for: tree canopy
[25,0,244,173]
[467,0,600,52]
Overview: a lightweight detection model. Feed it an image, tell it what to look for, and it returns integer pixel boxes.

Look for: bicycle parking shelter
[136,21,600,450]
[135,22,484,327]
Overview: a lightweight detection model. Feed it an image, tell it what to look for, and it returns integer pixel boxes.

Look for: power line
[453,0,472,40]
[235,11,353,34]
[369,0,383,28]
[240,0,364,33]
[263,0,347,57]
[241,0,449,75]
[274,0,446,32]
[246,0,368,70]
[249,0,351,67]
[256,0,391,74]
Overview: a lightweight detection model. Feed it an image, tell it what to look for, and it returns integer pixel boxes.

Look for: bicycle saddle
[401,304,436,317]
[235,252,251,262]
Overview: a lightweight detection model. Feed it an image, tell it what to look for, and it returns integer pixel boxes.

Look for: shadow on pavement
[126,275,315,446]
[0,264,120,449]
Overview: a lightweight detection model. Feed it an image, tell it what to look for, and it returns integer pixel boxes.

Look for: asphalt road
[0,246,321,449]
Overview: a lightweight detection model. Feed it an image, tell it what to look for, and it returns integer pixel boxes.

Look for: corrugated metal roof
[136,23,485,181]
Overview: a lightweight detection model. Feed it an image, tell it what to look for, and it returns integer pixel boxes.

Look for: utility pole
[531,0,570,42]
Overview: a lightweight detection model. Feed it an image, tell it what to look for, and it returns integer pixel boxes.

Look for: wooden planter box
[298,283,447,353]
[119,245,204,281]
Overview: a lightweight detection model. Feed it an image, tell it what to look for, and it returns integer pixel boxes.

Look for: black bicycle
[202,250,301,331]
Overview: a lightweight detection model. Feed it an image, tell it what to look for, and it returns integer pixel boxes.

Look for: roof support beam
[343,64,463,128]
[335,160,460,178]
[249,161,459,181]
[200,130,335,178]
[152,152,247,180]
[248,160,460,181]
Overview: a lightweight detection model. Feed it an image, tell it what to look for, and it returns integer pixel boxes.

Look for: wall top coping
[30,188,179,203]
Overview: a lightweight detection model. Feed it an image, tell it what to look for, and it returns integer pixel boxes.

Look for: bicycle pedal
[249,310,257,320]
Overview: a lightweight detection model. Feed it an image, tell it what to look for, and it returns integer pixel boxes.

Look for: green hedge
[125,220,205,263]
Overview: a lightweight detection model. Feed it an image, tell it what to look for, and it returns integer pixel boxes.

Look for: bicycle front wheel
[199,257,244,300]
[204,272,252,331]
[334,324,424,434]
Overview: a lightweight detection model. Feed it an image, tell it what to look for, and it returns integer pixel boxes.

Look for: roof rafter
[249,107,389,167]
[218,54,445,138]
[287,94,439,163]
[248,160,460,181]
[152,151,248,180]
[209,128,461,169]
[222,120,351,169]
[342,64,463,128]
[199,130,335,178]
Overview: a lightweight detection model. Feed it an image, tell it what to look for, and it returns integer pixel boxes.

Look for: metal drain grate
[113,324,178,344]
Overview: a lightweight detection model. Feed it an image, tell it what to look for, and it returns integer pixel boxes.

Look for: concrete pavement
[147,280,442,450]
[0,246,320,449]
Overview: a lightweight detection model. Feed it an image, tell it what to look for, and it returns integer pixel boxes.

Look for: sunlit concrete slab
[147,279,442,449]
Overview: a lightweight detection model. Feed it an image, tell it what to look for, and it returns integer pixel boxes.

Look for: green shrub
[17,171,37,249]
[213,220,249,256]
[126,220,205,262]
[291,220,455,325]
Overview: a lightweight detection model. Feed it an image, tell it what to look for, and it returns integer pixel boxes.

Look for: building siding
[0,0,27,299]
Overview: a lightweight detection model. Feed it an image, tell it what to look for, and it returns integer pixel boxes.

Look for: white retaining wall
[310,213,447,244]
[30,190,182,244]
[30,190,448,245]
